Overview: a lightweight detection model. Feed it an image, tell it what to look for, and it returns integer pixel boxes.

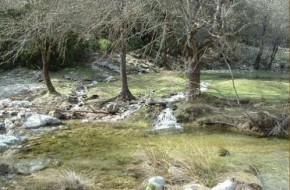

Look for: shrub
[97,38,112,52]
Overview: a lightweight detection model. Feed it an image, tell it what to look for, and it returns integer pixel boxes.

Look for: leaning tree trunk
[40,44,58,95]
[254,40,265,70]
[267,44,278,70]
[188,25,201,101]
[119,29,135,101]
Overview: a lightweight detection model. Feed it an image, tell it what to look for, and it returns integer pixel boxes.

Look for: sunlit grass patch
[202,70,288,81]
[90,71,187,102]
[207,79,288,101]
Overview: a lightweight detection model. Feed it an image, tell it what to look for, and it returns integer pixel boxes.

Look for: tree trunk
[188,46,201,100]
[267,44,278,70]
[254,18,267,70]
[254,41,264,70]
[40,44,58,95]
[119,29,135,101]
[188,25,201,101]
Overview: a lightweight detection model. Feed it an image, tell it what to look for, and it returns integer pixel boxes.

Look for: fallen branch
[201,121,237,128]
[56,109,109,115]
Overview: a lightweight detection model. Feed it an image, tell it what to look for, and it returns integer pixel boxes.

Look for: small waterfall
[153,107,182,131]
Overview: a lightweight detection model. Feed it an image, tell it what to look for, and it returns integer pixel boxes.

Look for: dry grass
[54,169,94,190]
[175,142,226,187]
[15,168,95,190]
[140,141,227,189]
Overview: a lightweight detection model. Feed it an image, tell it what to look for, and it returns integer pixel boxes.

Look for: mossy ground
[12,122,289,189]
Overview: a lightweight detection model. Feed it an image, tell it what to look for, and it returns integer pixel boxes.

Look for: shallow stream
[16,122,289,190]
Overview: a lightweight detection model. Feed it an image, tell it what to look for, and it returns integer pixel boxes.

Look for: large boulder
[24,114,63,129]
[146,176,166,190]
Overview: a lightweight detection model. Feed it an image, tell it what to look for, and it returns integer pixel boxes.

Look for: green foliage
[97,38,112,51]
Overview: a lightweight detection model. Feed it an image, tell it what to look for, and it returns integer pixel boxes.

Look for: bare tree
[85,0,156,101]
[149,0,235,100]
[244,0,289,70]
[0,0,87,94]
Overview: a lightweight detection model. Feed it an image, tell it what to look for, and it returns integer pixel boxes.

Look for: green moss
[14,120,289,189]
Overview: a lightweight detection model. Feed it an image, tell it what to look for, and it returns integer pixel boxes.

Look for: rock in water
[146,176,165,190]
[24,114,63,129]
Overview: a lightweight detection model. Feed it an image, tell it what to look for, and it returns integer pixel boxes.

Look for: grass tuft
[140,140,228,189]
[54,169,93,190]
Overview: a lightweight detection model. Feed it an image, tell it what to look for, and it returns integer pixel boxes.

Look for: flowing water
[15,122,289,190]
[152,92,184,132]
[153,107,182,131]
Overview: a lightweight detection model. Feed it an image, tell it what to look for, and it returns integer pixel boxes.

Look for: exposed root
[117,90,136,102]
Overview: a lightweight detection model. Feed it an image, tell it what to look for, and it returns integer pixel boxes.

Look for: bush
[97,38,112,51]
